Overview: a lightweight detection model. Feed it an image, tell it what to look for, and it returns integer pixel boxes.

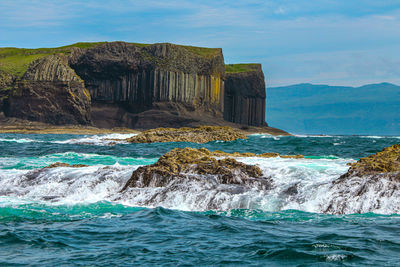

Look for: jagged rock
[324,144,400,214]
[126,126,247,143]
[44,162,89,168]
[210,150,303,159]
[0,71,14,112]
[5,55,91,125]
[121,147,304,191]
[69,42,226,128]
[224,64,266,126]
[121,147,266,191]
[341,144,400,178]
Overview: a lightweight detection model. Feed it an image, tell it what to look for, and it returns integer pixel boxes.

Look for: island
[0,41,287,136]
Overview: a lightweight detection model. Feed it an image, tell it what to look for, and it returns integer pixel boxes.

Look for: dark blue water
[0,133,399,266]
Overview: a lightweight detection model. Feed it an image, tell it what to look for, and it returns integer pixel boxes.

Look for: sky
[1,0,400,87]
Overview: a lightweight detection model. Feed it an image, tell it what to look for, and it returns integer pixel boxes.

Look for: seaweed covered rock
[324,144,400,214]
[44,162,89,168]
[341,144,400,179]
[126,126,247,143]
[121,147,266,190]
[121,147,304,192]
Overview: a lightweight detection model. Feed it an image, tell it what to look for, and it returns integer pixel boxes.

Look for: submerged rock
[126,126,247,143]
[44,162,89,168]
[324,144,400,214]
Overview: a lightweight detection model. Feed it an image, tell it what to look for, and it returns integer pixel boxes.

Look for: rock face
[1,42,269,128]
[324,144,400,214]
[68,42,226,128]
[121,147,266,191]
[341,144,400,178]
[0,71,13,112]
[122,147,304,191]
[4,55,91,125]
[126,126,247,143]
[224,64,266,126]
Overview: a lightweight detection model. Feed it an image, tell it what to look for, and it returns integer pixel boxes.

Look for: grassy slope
[0,42,221,78]
[0,42,107,78]
[225,63,260,73]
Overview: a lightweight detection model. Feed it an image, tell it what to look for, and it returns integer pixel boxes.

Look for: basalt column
[224,64,266,126]
[69,42,225,124]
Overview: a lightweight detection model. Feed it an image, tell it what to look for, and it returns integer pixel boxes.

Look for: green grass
[178,45,221,58]
[0,41,221,78]
[0,42,108,77]
[225,63,260,73]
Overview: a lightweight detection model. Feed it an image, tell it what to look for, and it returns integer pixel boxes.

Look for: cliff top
[225,63,261,74]
[0,41,222,78]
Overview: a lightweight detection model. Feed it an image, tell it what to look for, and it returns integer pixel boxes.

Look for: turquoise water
[1,133,400,265]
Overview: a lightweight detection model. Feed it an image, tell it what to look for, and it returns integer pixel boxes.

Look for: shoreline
[0,124,290,136]
[0,113,290,136]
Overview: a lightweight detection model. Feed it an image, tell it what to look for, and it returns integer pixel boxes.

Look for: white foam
[53,133,137,145]
[359,135,400,139]
[0,164,134,205]
[2,156,400,215]
[325,254,347,261]
[0,133,138,146]
[294,134,334,138]
[0,138,44,143]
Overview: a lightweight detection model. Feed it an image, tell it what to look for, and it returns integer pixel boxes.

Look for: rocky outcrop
[0,71,14,112]
[4,55,91,125]
[324,144,400,214]
[44,162,89,168]
[1,42,270,129]
[126,126,247,143]
[341,144,400,178]
[121,147,266,191]
[68,42,225,128]
[122,147,304,191]
[224,64,266,126]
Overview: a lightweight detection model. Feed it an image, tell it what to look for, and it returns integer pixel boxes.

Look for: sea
[0,133,400,266]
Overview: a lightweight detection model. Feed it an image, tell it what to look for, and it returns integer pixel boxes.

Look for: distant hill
[267,83,400,135]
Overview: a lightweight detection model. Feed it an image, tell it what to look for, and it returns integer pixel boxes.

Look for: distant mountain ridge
[267,83,400,135]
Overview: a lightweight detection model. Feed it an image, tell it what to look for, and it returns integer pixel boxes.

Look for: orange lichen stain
[83,88,91,101]
[210,75,221,105]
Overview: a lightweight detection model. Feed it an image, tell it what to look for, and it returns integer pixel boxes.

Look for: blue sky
[1,0,400,87]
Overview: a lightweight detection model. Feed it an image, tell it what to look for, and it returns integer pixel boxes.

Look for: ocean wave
[2,155,400,214]
[359,135,400,139]
[0,138,44,143]
[0,157,344,211]
[294,134,335,138]
[0,152,158,170]
[52,133,137,145]
[0,133,138,146]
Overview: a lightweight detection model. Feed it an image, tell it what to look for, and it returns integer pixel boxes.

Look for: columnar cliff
[0,42,268,129]
[4,55,91,125]
[224,64,266,126]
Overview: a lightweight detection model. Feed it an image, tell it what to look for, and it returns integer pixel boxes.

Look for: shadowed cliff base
[0,112,289,136]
